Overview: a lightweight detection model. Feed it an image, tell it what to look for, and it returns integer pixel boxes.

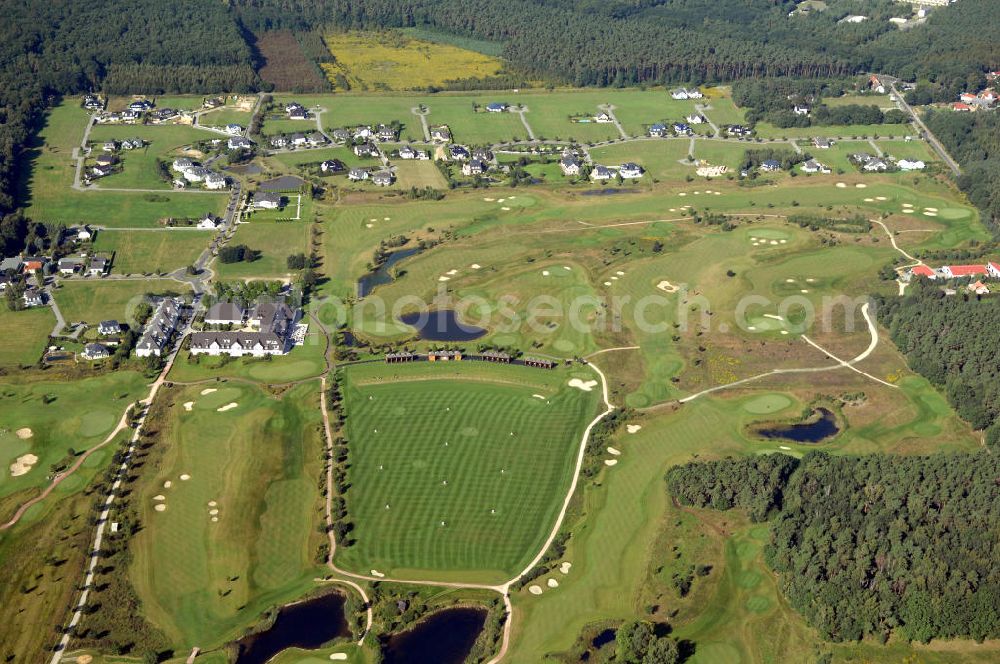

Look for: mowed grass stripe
[337,367,598,581]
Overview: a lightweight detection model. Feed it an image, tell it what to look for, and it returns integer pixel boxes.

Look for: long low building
[135,298,183,358]
[190,298,299,357]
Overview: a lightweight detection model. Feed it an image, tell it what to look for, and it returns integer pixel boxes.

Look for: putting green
[745,228,790,240]
[745,595,772,613]
[744,316,784,332]
[76,409,116,437]
[937,208,970,220]
[689,642,743,664]
[742,394,792,414]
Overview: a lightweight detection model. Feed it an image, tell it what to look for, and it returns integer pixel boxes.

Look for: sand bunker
[470,263,481,269]
[200,388,217,396]
[616,270,625,276]
[568,378,598,392]
[763,314,783,321]
[607,446,621,456]
[604,459,618,467]
[164,480,172,489]
[902,210,915,214]
[542,270,550,276]
[438,276,450,281]
[533,394,546,400]
[209,509,219,516]
[679,192,687,197]
[329,655,348,662]
[528,585,543,595]
[383,217,390,221]
[483,197,494,202]
[863,198,874,203]
[924,212,938,217]
[154,504,167,512]
[180,473,191,481]
[211,516,218,522]
[153,495,166,501]
[925,207,938,212]
[563,266,572,271]
[800,289,809,293]
[855,183,867,188]
[447,269,458,275]
[15,428,33,439]
[604,281,612,286]
[836,182,847,188]
[657,280,679,293]
[560,562,572,574]
[785,278,795,283]
[779,446,791,451]
[208,500,217,507]
[876,196,888,201]
[626,424,642,433]
[10,454,39,477]
[217,403,238,412]
[501,206,511,211]
[547,579,559,588]
[183,401,194,411]
[366,223,373,228]
[370,570,386,578]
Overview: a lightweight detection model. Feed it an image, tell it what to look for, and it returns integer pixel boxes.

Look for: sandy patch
[780,330,789,335]
[370,569,385,578]
[10,454,39,477]
[501,206,511,211]
[217,402,238,412]
[610,276,618,281]
[154,504,167,512]
[855,183,867,188]
[183,401,194,411]
[547,578,559,588]
[806,278,815,282]
[208,500,217,507]
[200,388,217,395]
[863,198,874,203]
[607,446,621,456]
[383,217,390,221]
[470,263,481,269]
[780,239,787,244]
[560,562,572,574]
[876,196,888,201]
[924,212,938,217]
[679,192,687,197]
[924,207,938,212]
[366,223,373,228]
[483,197,495,202]
[528,585,543,595]
[163,480,172,489]
[835,182,847,188]
[438,276,450,281]
[626,424,642,433]
[714,191,721,195]
[15,428,33,439]
[604,281,612,286]
[800,289,809,294]
[77,656,94,664]
[447,269,458,275]
[533,394,546,400]
[497,198,506,203]
[209,509,219,516]
[748,326,757,331]
[657,280,679,293]
[902,210,915,214]
[616,271,625,276]
[785,278,795,283]
[568,378,598,392]
[180,473,191,481]
[604,459,618,466]
[211,516,218,522]
[563,266,572,271]
[542,270,550,276]
[763,314,783,321]
[330,655,348,662]
[153,495,166,501]
[779,446,791,451]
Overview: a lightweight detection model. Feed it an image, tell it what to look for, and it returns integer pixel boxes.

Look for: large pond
[398,310,487,342]
[235,593,350,664]
[756,407,840,443]
[357,247,422,298]
[381,607,488,664]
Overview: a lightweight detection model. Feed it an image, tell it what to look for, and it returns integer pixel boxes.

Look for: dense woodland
[667,451,1000,643]
[874,281,1000,442]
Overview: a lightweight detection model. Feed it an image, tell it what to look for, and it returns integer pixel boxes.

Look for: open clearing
[93,230,209,274]
[0,308,56,367]
[56,280,186,326]
[335,361,599,583]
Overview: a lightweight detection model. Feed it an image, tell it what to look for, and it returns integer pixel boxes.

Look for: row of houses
[171,158,228,190]
[190,299,301,357]
[590,162,645,180]
[910,261,1000,282]
[849,152,925,172]
[648,118,703,137]
[135,298,184,358]
[347,169,395,186]
[0,254,108,278]
[671,88,704,100]
[270,132,328,150]
[100,138,146,152]
[954,88,997,112]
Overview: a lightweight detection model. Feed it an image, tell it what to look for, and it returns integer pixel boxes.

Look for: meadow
[754,121,913,140]
[0,307,56,367]
[334,361,600,583]
[321,32,504,91]
[55,280,187,326]
[92,230,209,275]
[214,219,313,281]
[129,381,326,648]
[87,124,214,190]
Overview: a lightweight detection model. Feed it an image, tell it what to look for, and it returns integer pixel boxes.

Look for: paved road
[695,103,720,137]
[513,107,536,141]
[890,82,961,177]
[46,287,67,336]
[411,107,431,141]
[598,104,628,140]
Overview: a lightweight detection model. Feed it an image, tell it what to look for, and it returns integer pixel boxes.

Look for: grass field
[55,280,186,326]
[129,381,326,648]
[0,307,55,367]
[0,371,147,500]
[321,32,504,91]
[392,161,448,189]
[166,332,328,384]
[334,361,600,583]
[87,124,215,190]
[589,140,693,181]
[93,230,209,274]
[754,121,913,140]
[214,219,312,281]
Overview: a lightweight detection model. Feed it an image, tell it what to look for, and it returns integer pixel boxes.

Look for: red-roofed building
[910,265,937,279]
[953,103,972,112]
[960,93,978,103]
[941,264,987,279]
[968,281,990,295]
[988,262,1000,279]
[22,258,45,273]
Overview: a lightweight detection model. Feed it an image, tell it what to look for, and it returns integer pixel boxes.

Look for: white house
[204,173,227,190]
[648,123,668,137]
[348,168,369,181]
[372,171,395,187]
[290,133,308,148]
[172,157,194,172]
[590,165,613,180]
[595,112,613,123]
[686,114,704,125]
[801,159,830,174]
[204,301,246,325]
[619,163,644,178]
[560,156,582,176]
[224,124,243,135]
[228,136,253,150]
[98,320,120,335]
[135,298,182,358]
[197,214,220,229]
[793,105,810,116]
[183,167,210,183]
[897,159,925,171]
[82,343,111,360]
[252,192,283,209]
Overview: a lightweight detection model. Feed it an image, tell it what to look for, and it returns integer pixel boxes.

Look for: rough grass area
[253,30,329,93]
[56,280,186,326]
[93,230,209,275]
[0,307,55,367]
[321,32,504,91]
[335,361,599,583]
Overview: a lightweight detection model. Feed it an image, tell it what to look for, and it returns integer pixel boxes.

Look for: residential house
[759,159,782,172]
[448,145,470,161]
[102,140,118,152]
[953,103,972,112]
[83,95,103,111]
[987,261,1000,279]
[227,136,253,150]
[190,298,299,358]
[172,157,194,172]
[793,104,810,116]
[120,110,140,123]
[941,264,987,279]
[398,145,418,159]
[686,114,704,125]
[252,192,283,209]
[58,257,83,275]
[23,288,44,307]
[135,298,182,358]
[270,135,289,149]
[353,126,373,140]
[224,124,243,135]
[430,126,452,142]
[376,125,398,141]
[862,158,888,172]
[91,164,113,178]
[462,159,487,176]
[183,167,211,183]
[619,163,644,178]
[595,112,613,123]
[307,132,327,147]
[285,102,304,114]
[95,154,116,167]
[23,257,46,274]
[485,102,509,113]
[801,159,831,174]
[129,100,152,112]
[87,256,109,276]
[0,274,9,291]
[204,172,227,190]
[560,156,582,176]
[121,138,144,150]
[726,125,752,137]
[0,257,23,273]
[82,343,111,360]
[288,107,309,120]
[648,123,668,137]
[197,214,219,229]
[331,128,352,143]
[372,171,396,187]
[203,97,223,109]
[204,301,246,326]
[590,164,613,180]
[348,168,369,181]
[673,122,692,135]
[150,108,178,123]
[321,159,346,173]
[99,320,121,335]
[869,75,886,94]
[968,281,990,295]
[353,143,377,158]
[472,148,494,162]
[290,133,309,148]
[897,159,925,171]
[812,137,833,149]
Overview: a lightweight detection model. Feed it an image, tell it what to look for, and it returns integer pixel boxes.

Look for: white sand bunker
[183,401,194,411]
[154,504,167,512]
[10,454,39,477]
[200,388,217,396]
[679,192,687,196]
[856,183,867,188]
[483,197,494,202]
[925,207,938,212]
[209,509,219,516]
[616,271,625,276]
[501,206,511,211]
[370,570,385,578]
[876,196,888,201]
[542,270,550,276]
[180,473,191,481]
[528,585,543,595]
[779,446,791,451]
[563,266,572,271]
[607,446,621,456]
[470,263,481,269]
[770,240,779,245]
[366,223,373,228]
[763,314,783,321]
[208,500,217,507]
[604,281,612,286]
[15,428,33,439]
[863,198,874,203]
[153,495,166,501]
[924,212,938,217]
[800,289,809,293]
[217,402,238,412]
[902,210,915,214]
[568,378,598,392]
[438,276,450,282]
[560,562,572,574]
[383,217,390,221]
[163,480,172,489]
[785,278,795,283]
[533,394,546,400]
[329,655,348,662]
[447,269,458,275]
[547,578,559,588]
[604,459,618,466]
[657,280,679,293]
[836,182,847,188]
[626,424,642,433]
[211,516,218,522]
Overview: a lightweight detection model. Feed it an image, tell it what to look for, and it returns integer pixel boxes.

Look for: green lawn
[55,280,187,326]
[129,381,325,648]
[754,122,913,140]
[92,230,210,274]
[335,361,600,583]
[590,140,693,182]
[87,124,216,190]
[0,307,55,367]
[214,219,312,281]
[198,107,253,131]
[167,331,328,383]
[426,96,529,144]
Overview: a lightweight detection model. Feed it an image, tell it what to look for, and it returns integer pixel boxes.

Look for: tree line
[667,450,1000,643]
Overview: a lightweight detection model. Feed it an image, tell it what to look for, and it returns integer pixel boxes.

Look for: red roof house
[953,102,972,112]
[988,261,1000,278]
[941,264,987,278]
[910,265,936,279]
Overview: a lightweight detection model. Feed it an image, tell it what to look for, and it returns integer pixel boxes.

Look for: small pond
[756,407,840,443]
[357,247,421,298]
[381,607,488,664]
[235,593,350,664]
[399,310,487,342]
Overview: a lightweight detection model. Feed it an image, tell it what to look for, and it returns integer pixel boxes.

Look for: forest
[874,280,1000,442]
[667,451,1000,643]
